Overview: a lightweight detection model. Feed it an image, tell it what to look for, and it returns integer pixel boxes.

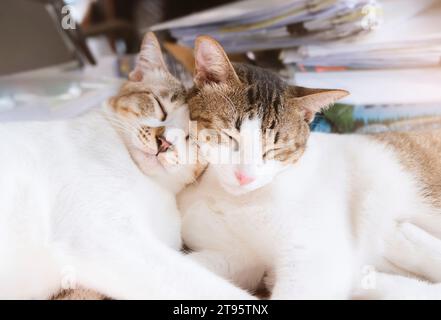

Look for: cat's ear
[193,35,239,86]
[287,86,349,123]
[129,32,169,82]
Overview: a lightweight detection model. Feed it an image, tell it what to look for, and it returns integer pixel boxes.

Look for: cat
[177,35,441,299]
[0,32,253,300]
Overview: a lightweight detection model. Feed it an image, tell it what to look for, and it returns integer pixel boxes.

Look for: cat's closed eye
[152,95,167,121]
[222,132,239,151]
[263,148,282,160]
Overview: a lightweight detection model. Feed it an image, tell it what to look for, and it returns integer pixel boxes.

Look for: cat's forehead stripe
[233,63,286,131]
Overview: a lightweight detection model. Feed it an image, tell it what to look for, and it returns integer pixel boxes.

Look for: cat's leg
[354,272,441,300]
[64,239,255,300]
[182,200,266,293]
[267,213,355,300]
[0,247,63,299]
[270,248,354,300]
[385,222,441,282]
[188,250,266,293]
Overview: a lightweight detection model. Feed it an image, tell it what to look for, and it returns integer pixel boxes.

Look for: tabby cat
[178,36,441,299]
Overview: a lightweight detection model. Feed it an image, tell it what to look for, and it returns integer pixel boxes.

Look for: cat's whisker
[108,122,136,136]
[107,115,141,132]
[107,117,143,137]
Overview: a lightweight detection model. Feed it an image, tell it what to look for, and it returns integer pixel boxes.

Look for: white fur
[198,118,285,196]
[179,122,441,299]
[0,107,253,299]
[356,222,441,299]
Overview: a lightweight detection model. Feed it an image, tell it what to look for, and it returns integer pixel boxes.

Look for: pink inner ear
[303,109,315,123]
[195,41,227,83]
[129,69,143,82]
[196,42,214,75]
[129,33,169,82]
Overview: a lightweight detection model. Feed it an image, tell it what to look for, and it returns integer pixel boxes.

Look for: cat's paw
[352,272,434,300]
[385,222,441,282]
[352,271,400,300]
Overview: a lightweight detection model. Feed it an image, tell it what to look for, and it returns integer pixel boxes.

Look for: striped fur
[189,59,346,165]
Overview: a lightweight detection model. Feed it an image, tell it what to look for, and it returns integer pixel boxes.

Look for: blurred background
[0,0,440,133]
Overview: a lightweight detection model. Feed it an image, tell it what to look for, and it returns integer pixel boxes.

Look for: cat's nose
[157,135,172,153]
[234,171,255,186]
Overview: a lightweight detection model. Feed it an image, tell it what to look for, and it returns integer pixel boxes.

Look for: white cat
[0,33,253,300]
[178,36,441,299]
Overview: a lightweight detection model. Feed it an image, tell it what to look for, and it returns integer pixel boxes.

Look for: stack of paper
[281,0,441,69]
[285,0,441,125]
[152,0,383,53]
[293,67,441,105]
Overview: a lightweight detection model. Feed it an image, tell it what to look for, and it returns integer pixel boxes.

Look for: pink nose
[157,136,172,153]
[235,171,255,186]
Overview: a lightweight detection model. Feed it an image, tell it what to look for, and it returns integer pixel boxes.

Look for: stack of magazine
[152,0,383,53]
[281,0,441,70]
[289,0,441,133]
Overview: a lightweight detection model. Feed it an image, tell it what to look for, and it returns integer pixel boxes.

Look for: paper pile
[281,0,441,70]
[152,0,383,53]
[293,67,441,105]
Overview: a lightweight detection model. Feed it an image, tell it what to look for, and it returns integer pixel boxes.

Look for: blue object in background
[353,104,441,124]
[310,115,332,133]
